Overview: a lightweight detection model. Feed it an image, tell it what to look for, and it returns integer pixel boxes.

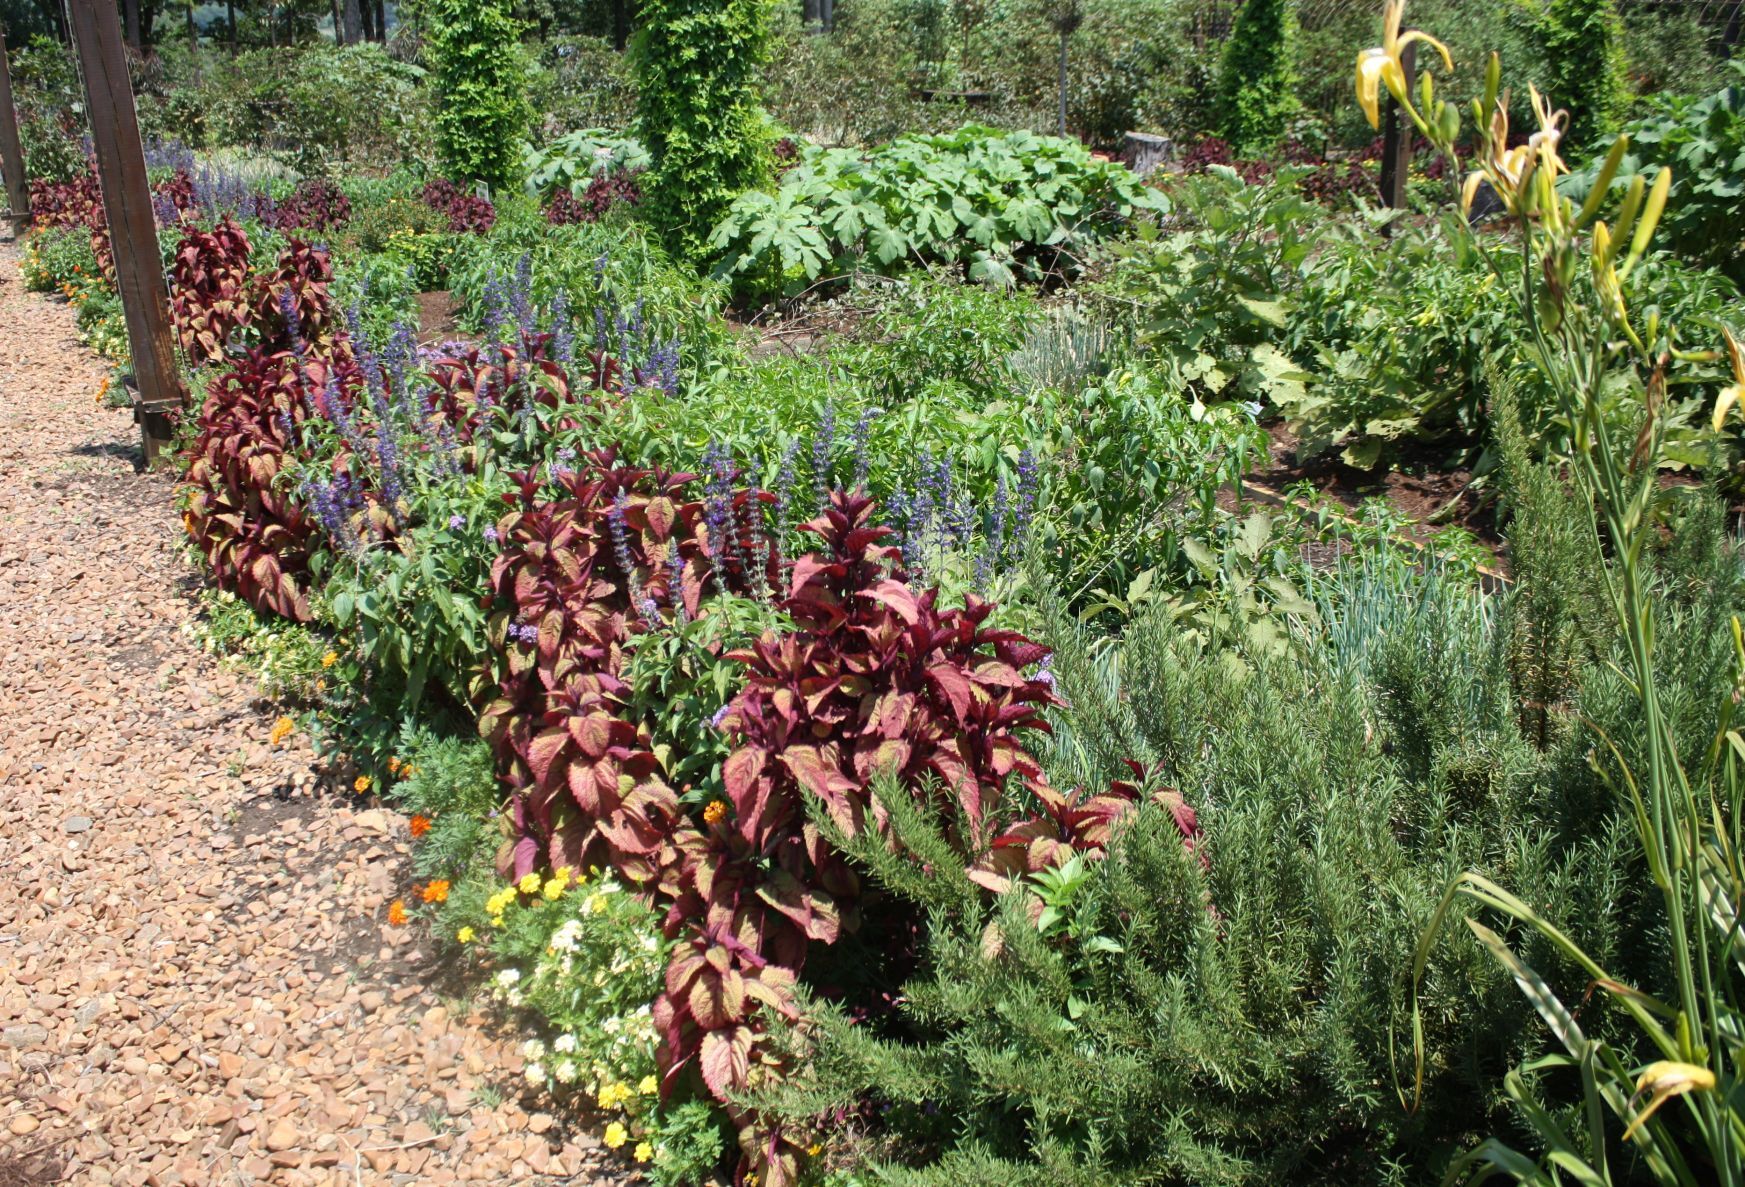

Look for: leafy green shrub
[19,226,103,295]
[711,126,1167,298]
[427,0,533,191]
[1564,63,1745,285]
[1214,0,1298,155]
[1090,167,1315,414]
[632,0,775,257]
[523,128,651,200]
[1279,218,1740,470]
[1539,0,1631,152]
[189,46,428,173]
[528,34,640,136]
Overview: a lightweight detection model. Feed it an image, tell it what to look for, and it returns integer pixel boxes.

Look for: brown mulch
[0,241,628,1185]
[415,291,460,345]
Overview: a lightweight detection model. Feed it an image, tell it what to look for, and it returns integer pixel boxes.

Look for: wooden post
[0,29,34,237]
[1379,41,1415,211]
[66,0,185,467]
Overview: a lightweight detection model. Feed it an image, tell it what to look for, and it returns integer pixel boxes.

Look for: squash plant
[710,125,1168,297]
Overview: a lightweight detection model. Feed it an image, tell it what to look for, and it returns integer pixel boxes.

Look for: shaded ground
[0,239,628,1185]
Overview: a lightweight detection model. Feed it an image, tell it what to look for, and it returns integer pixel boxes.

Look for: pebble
[0,241,631,1183]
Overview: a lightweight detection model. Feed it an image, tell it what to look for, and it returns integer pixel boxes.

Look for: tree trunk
[123,0,142,48]
[1725,0,1742,51]
[186,0,197,49]
[375,0,387,41]
[1057,30,1068,137]
[803,0,820,26]
[226,0,236,52]
[612,0,629,51]
[360,0,376,41]
[341,0,362,43]
[820,0,834,31]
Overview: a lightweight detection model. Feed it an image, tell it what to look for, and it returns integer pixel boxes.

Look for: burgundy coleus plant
[181,349,358,621]
[421,178,496,234]
[169,216,255,367]
[969,758,1206,894]
[266,178,352,234]
[718,491,1060,855]
[475,451,735,885]
[646,491,1059,1186]
[422,333,575,461]
[252,237,345,359]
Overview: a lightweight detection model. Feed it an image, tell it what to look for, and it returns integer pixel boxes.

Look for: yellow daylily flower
[1621,1060,1715,1141]
[1713,328,1745,432]
[1356,0,1454,129]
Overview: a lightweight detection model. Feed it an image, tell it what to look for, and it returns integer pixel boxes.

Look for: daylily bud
[1574,135,1629,229]
[1622,167,1673,278]
[1437,102,1460,145]
[1610,174,1646,260]
[1483,51,1500,112]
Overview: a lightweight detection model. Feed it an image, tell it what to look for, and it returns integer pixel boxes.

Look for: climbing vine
[631,0,774,259]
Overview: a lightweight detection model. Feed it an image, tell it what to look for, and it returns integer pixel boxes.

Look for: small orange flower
[354,775,372,793]
[388,900,409,926]
[421,879,450,904]
[409,814,432,838]
[387,757,402,775]
[703,800,728,826]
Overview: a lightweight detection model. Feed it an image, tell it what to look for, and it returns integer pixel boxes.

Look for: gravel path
[0,241,621,1186]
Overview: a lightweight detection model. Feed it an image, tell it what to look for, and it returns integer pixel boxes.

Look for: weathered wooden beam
[0,29,33,236]
[1379,41,1415,212]
[65,0,185,467]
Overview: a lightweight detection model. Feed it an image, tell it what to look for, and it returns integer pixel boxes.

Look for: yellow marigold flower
[633,1141,653,1163]
[638,1075,658,1096]
[542,868,571,900]
[457,926,475,943]
[807,1143,823,1157]
[268,716,295,746]
[603,1121,628,1150]
[321,650,338,668]
[702,799,728,826]
[354,775,372,793]
[518,872,542,894]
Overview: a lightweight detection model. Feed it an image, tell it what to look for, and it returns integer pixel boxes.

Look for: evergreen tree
[1214,0,1297,155]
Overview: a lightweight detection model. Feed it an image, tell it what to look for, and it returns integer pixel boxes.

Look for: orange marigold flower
[354,775,372,793]
[421,879,450,904]
[409,814,432,838]
[387,757,402,775]
[703,799,728,826]
[387,900,409,926]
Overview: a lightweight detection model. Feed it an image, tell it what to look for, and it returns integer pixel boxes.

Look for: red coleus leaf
[699,1025,754,1098]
